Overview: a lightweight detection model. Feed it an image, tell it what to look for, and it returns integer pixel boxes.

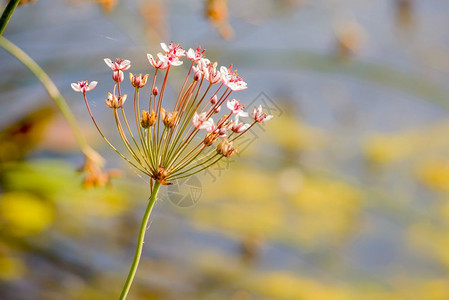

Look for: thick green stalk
[119,181,161,300]
[0,0,20,36]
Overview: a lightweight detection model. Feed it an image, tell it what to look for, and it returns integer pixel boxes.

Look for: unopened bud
[194,72,200,81]
[210,95,217,104]
[112,70,124,82]
[214,106,221,113]
[218,127,227,137]
[152,86,159,96]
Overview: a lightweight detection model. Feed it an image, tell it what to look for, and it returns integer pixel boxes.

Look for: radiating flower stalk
[72,42,272,299]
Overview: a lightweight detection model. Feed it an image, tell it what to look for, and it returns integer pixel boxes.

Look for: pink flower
[193,57,211,78]
[161,42,186,58]
[204,62,222,84]
[192,112,214,130]
[231,116,250,133]
[71,80,97,93]
[220,65,247,91]
[147,53,169,69]
[252,105,273,123]
[104,58,131,72]
[187,46,205,62]
[205,120,217,133]
[205,118,227,137]
[227,99,248,117]
[161,42,185,66]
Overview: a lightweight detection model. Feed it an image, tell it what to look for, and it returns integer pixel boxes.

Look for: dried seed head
[217,139,236,157]
[130,73,149,88]
[161,108,178,128]
[141,110,156,128]
[105,93,127,108]
[204,132,219,146]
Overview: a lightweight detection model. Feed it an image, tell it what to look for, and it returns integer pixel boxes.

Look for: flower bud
[214,106,221,113]
[217,139,236,157]
[141,110,156,128]
[112,70,124,82]
[194,72,200,81]
[218,127,227,137]
[210,95,217,104]
[152,87,159,96]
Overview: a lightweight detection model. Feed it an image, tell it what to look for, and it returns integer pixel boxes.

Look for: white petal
[238,111,249,117]
[227,99,235,111]
[157,53,168,61]
[192,112,200,127]
[122,59,131,70]
[263,115,274,122]
[170,60,183,66]
[160,43,169,52]
[204,119,215,132]
[88,81,98,91]
[71,83,81,92]
[121,94,127,105]
[187,48,194,59]
[104,58,113,69]
[147,53,154,62]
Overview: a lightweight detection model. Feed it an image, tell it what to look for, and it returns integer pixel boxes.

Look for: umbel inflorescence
[71,42,272,187]
[71,42,273,299]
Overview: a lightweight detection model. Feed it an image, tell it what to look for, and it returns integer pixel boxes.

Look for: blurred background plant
[2,0,449,299]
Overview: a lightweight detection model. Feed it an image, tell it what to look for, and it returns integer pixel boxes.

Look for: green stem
[0,0,20,36]
[119,181,162,300]
[0,36,94,157]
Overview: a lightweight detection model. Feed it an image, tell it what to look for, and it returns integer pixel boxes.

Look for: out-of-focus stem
[119,181,161,300]
[0,36,100,160]
[0,0,20,36]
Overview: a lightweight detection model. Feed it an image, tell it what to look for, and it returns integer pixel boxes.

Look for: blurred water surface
[2,0,449,299]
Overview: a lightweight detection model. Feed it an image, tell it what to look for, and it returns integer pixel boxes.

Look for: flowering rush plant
[71,42,272,299]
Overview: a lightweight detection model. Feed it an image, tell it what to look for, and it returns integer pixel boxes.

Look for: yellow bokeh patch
[0,192,54,236]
